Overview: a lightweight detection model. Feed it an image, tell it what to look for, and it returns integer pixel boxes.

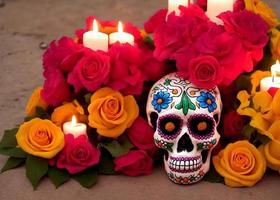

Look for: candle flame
[118,21,123,33]
[93,19,98,32]
[71,115,77,126]
[277,60,280,65]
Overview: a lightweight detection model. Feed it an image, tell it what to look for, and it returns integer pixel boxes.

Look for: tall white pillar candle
[168,0,190,16]
[206,0,235,24]
[260,60,280,92]
[83,19,109,52]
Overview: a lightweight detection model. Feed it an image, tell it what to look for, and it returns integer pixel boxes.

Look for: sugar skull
[146,73,222,184]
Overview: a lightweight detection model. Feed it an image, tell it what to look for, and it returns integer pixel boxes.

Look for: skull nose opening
[177,133,194,153]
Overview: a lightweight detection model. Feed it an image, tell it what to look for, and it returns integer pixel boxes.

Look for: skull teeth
[169,156,202,173]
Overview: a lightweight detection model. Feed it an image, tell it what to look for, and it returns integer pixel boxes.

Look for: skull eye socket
[188,114,215,139]
[158,115,182,140]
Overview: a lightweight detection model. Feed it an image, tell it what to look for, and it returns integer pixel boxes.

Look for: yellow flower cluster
[237,70,280,174]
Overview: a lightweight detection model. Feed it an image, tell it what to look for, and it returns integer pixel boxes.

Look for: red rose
[189,55,223,89]
[127,117,158,157]
[140,47,170,81]
[56,135,100,174]
[144,9,167,33]
[114,150,153,176]
[195,24,253,86]
[68,49,110,93]
[41,69,71,106]
[219,11,269,51]
[223,111,246,139]
[107,43,144,95]
[43,37,83,75]
[233,0,245,12]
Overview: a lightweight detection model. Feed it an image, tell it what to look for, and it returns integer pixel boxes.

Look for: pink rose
[43,37,83,75]
[195,24,253,85]
[68,49,110,93]
[114,150,153,176]
[41,69,71,106]
[197,0,207,10]
[127,117,158,157]
[153,20,183,62]
[140,47,170,81]
[107,43,144,95]
[144,9,167,33]
[223,111,247,139]
[189,55,223,89]
[56,135,100,174]
[233,0,245,12]
[219,11,269,51]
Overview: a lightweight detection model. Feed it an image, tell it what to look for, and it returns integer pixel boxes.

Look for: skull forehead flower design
[146,72,222,185]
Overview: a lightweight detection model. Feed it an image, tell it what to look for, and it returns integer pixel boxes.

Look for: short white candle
[83,19,109,52]
[63,116,87,138]
[109,21,134,46]
[167,0,190,16]
[260,60,280,92]
[206,0,235,24]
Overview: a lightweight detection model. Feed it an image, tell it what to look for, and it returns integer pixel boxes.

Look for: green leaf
[203,164,224,184]
[98,149,116,175]
[242,125,256,140]
[175,91,196,115]
[0,128,18,148]
[143,36,154,47]
[48,167,70,188]
[1,157,25,173]
[72,167,98,188]
[0,147,27,158]
[25,155,48,190]
[35,106,50,120]
[84,93,92,104]
[100,139,133,158]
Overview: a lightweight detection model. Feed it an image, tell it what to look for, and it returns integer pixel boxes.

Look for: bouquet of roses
[0,17,171,189]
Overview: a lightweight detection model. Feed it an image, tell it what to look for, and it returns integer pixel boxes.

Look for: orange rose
[259,120,280,173]
[213,140,266,187]
[51,100,87,127]
[16,118,65,159]
[270,28,280,60]
[25,87,48,117]
[88,87,139,138]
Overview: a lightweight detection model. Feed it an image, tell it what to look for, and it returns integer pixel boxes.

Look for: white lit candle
[168,0,191,16]
[63,116,87,138]
[109,21,134,46]
[260,60,280,92]
[206,0,235,24]
[83,19,109,52]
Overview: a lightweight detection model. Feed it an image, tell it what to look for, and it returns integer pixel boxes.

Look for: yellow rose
[25,87,48,117]
[88,87,139,138]
[259,120,280,173]
[16,118,65,159]
[51,100,87,127]
[244,0,279,28]
[213,140,266,187]
[270,28,280,60]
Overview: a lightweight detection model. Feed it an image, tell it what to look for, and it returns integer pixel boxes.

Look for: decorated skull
[146,73,222,184]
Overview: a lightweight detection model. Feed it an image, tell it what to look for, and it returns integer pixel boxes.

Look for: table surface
[0,0,280,199]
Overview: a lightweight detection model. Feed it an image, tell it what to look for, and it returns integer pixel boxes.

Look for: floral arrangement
[0,0,280,189]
